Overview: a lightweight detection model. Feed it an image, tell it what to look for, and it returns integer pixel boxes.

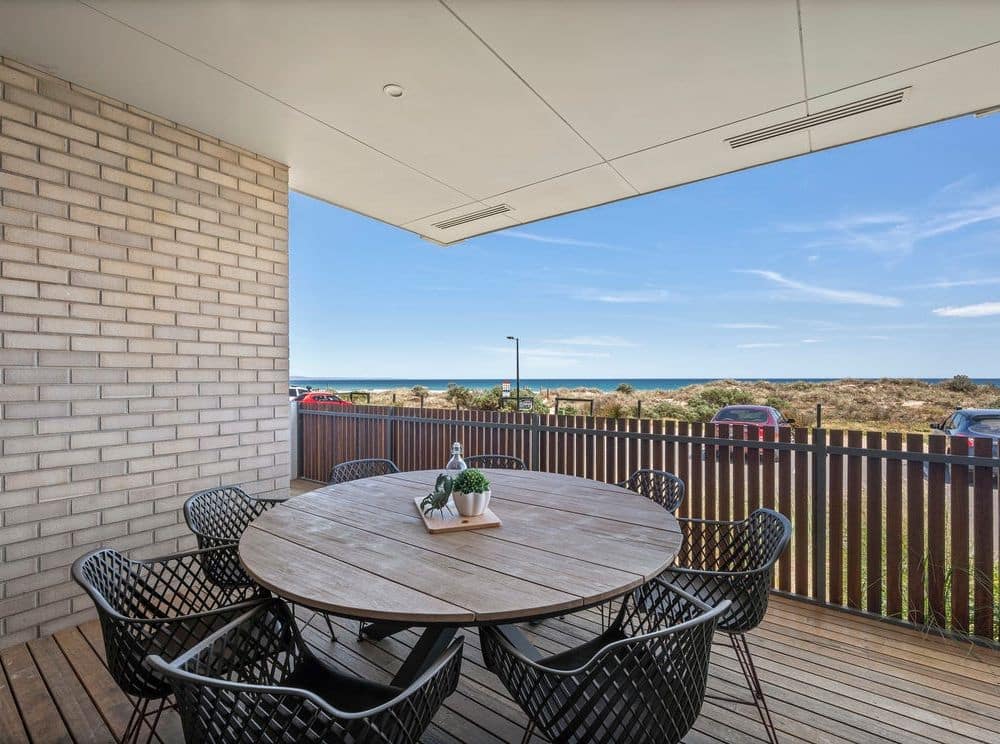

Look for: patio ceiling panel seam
[796,24,1000,100]
[403,162,637,227]
[437,0,640,197]
[794,0,814,153]
[592,41,1000,165]
[76,0,479,204]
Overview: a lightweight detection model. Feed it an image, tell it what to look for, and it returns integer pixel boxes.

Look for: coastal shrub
[699,387,753,407]
[558,405,579,416]
[648,401,687,421]
[870,403,893,422]
[616,383,635,395]
[470,385,502,410]
[786,381,813,391]
[445,383,473,408]
[469,385,547,414]
[686,400,717,422]
[943,374,977,393]
[411,385,429,398]
[765,395,789,411]
[594,395,629,418]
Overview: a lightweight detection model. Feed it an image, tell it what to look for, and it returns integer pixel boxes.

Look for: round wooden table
[239,468,681,685]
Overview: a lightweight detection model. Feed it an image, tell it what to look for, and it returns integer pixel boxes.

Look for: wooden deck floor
[1,594,997,744]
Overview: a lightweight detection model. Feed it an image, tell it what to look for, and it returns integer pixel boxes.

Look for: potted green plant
[451,468,491,517]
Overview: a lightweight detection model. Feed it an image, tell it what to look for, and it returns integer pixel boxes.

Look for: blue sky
[290,114,1000,379]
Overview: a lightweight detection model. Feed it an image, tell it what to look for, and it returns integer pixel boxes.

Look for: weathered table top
[239,469,681,625]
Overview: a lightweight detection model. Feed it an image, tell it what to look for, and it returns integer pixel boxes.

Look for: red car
[296,391,351,407]
[711,405,793,441]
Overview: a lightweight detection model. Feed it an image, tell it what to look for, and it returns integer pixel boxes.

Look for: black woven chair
[183,486,284,587]
[72,545,268,744]
[184,485,339,640]
[660,508,792,744]
[465,454,527,470]
[328,457,400,485]
[585,469,687,630]
[148,599,464,744]
[482,580,729,744]
[617,468,685,514]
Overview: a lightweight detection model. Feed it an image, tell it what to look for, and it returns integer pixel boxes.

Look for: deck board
[3,595,997,743]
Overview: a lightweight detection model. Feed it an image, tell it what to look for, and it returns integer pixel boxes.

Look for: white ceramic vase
[452,489,491,517]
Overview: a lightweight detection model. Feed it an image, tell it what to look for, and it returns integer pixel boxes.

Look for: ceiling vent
[433,204,512,230]
[726,88,909,149]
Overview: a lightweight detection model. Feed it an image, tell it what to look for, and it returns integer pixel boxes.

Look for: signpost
[501,380,511,399]
[518,398,532,412]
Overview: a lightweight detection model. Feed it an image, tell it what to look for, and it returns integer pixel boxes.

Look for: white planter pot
[452,489,491,517]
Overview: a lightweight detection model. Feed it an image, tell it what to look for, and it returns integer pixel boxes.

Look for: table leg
[360,620,410,641]
[391,625,458,688]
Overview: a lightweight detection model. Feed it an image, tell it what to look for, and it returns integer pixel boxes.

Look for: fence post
[354,409,360,459]
[530,413,541,471]
[295,402,303,480]
[811,427,827,602]
[386,407,395,464]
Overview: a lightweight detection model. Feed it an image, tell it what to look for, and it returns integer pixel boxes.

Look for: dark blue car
[928,408,1000,481]
[930,408,1000,452]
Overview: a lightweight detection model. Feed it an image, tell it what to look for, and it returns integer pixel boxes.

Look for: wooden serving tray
[413,497,502,534]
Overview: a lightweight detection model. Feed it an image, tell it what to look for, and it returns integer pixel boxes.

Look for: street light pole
[506,335,519,408]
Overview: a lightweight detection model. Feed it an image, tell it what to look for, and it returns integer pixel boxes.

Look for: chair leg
[121,697,172,744]
[142,698,169,744]
[121,696,147,744]
[730,633,779,744]
[520,721,536,744]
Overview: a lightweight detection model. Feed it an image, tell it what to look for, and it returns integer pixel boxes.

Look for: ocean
[288,377,1000,393]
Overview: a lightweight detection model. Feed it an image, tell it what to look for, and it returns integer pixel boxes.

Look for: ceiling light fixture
[382,83,404,98]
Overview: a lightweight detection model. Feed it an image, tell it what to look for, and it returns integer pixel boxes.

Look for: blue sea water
[289,377,1000,393]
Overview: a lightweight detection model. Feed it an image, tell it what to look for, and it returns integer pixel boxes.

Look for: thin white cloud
[736,342,783,349]
[932,302,1000,317]
[504,231,620,250]
[740,270,903,307]
[906,276,1000,289]
[801,339,821,343]
[544,335,637,348]
[777,212,908,234]
[582,289,670,304]
[715,323,779,330]
[774,183,1000,256]
[862,334,890,340]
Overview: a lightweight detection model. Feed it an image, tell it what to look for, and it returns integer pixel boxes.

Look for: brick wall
[0,57,290,646]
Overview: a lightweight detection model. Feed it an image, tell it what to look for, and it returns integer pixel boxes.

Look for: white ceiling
[1,1,999,244]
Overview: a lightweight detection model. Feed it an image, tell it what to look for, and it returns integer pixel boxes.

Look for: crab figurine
[420,474,455,517]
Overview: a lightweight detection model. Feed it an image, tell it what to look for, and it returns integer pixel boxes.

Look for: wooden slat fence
[297,403,1000,644]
